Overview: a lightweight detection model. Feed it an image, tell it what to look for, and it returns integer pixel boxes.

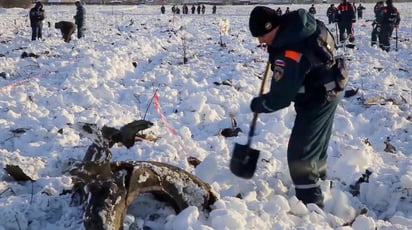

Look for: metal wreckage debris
[68,120,218,230]
[4,120,218,230]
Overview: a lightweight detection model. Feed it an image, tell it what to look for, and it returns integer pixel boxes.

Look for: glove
[250,97,269,113]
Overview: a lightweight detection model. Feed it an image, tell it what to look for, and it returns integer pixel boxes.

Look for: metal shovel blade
[230,143,260,179]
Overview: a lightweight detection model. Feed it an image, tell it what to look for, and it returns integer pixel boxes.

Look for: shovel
[230,61,271,179]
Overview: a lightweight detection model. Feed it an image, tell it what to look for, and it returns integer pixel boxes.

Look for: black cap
[386,0,393,5]
[249,6,281,37]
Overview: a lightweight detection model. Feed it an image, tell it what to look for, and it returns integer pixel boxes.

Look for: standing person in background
[182,4,188,15]
[309,4,316,15]
[285,7,290,14]
[197,4,201,14]
[212,5,217,14]
[378,0,401,51]
[201,4,206,15]
[29,1,45,41]
[336,0,356,43]
[357,4,365,19]
[276,7,282,16]
[248,6,347,209]
[371,1,384,47]
[191,4,196,14]
[352,1,357,13]
[74,1,86,39]
[326,4,338,24]
[160,5,165,14]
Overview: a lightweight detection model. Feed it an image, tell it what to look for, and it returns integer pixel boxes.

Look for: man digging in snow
[246,6,348,208]
[55,21,75,43]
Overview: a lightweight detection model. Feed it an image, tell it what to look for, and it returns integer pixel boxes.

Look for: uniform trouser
[77,25,85,39]
[287,98,339,207]
[338,22,353,43]
[371,24,380,46]
[378,25,392,51]
[388,27,395,38]
[328,16,333,24]
[31,25,42,41]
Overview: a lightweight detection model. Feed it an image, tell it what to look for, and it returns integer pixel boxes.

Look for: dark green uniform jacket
[255,9,341,208]
[260,9,318,112]
[75,5,86,27]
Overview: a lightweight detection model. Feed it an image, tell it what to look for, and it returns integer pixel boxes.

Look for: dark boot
[295,187,324,209]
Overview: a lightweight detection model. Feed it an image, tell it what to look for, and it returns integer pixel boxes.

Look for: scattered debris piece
[229,113,237,128]
[219,113,242,137]
[362,96,384,106]
[10,128,29,134]
[21,51,39,59]
[219,127,242,137]
[363,138,372,146]
[4,165,34,182]
[213,79,232,86]
[349,169,372,196]
[373,66,384,72]
[400,95,408,104]
[135,133,158,142]
[187,156,202,168]
[69,120,153,151]
[384,137,396,153]
[58,128,64,134]
[344,88,359,98]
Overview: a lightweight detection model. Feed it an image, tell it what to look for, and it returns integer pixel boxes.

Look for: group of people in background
[29,1,86,43]
[246,0,400,52]
[275,6,290,16]
[325,0,400,51]
[161,4,217,15]
[371,0,400,51]
[326,1,364,43]
[29,1,401,52]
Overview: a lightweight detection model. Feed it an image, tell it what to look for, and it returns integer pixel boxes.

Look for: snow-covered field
[0,3,411,230]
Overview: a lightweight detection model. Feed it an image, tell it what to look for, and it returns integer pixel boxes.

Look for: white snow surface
[0,3,411,230]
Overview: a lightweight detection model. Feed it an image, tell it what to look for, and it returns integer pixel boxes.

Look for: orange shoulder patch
[284,50,302,62]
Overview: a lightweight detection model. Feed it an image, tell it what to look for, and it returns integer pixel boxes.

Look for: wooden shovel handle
[247,61,272,145]
[258,61,272,96]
